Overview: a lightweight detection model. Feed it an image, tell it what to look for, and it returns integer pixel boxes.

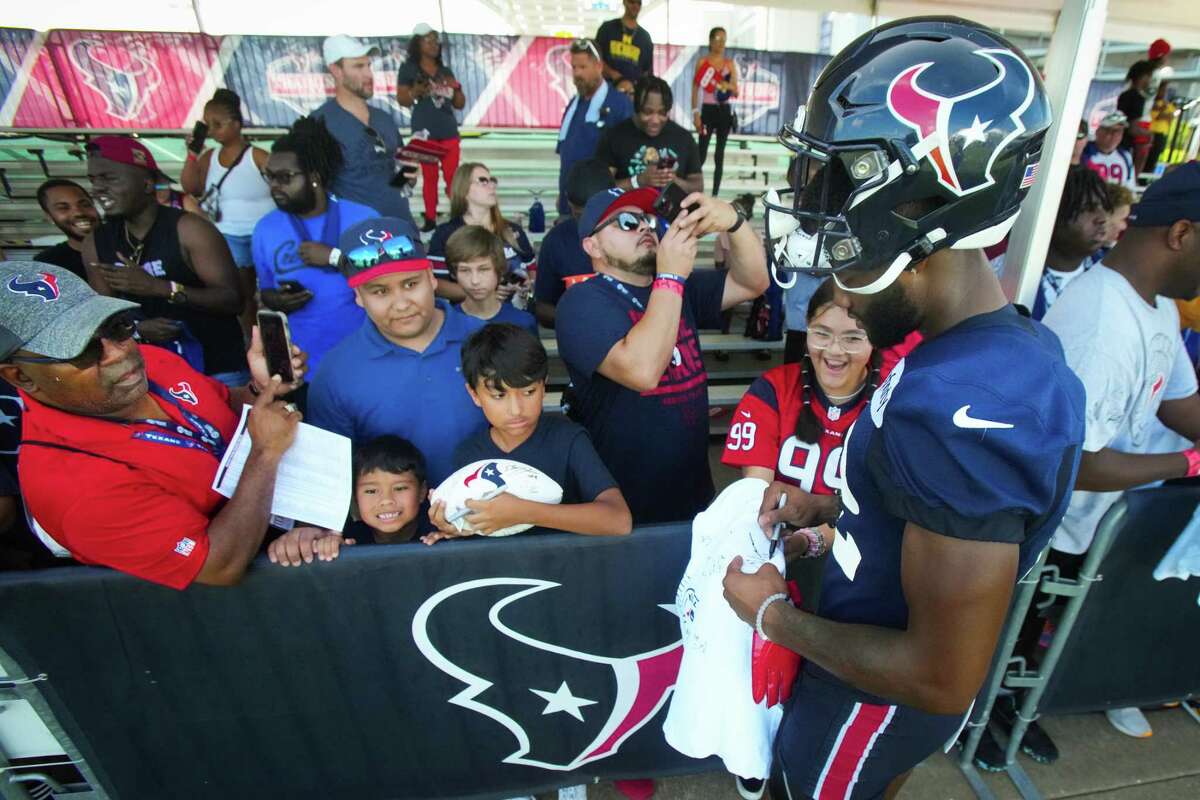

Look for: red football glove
[751,580,803,708]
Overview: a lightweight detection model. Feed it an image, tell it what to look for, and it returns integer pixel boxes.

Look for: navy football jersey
[819,306,1085,631]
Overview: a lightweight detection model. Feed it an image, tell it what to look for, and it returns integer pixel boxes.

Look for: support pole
[1002,0,1109,309]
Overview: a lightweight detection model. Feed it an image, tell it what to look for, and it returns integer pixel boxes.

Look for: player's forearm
[527,491,632,536]
[1075,448,1188,492]
[762,604,974,715]
[199,449,281,585]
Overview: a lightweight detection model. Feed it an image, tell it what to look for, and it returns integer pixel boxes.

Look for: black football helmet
[764,16,1051,294]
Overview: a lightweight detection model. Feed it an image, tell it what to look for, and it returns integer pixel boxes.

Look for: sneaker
[558,785,587,800]
[421,215,438,233]
[991,694,1059,764]
[613,779,654,800]
[1106,707,1153,738]
[736,776,765,800]
[971,727,1009,772]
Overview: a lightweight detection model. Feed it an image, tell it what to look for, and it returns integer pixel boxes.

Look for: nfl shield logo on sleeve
[174,537,196,557]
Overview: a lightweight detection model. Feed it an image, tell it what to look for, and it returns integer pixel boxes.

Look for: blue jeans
[223,233,254,268]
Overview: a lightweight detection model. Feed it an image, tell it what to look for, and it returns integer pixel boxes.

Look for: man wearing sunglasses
[312,35,416,227]
[0,261,307,590]
[556,38,632,216]
[556,187,767,524]
[307,218,486,485]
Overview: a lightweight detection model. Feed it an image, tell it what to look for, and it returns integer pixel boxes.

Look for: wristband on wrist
[652,277,685,297]
[728,207,747,234]
[755,592,790,641]
[1183,448,1200,478]
[328,247,342,267]
[656,272,687,285]
[185,151,198,162]
[630,173,639,189]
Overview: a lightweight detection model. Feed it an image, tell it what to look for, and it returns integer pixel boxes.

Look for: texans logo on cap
[464,462,507,491]
[359,228,393,246]
[169,381,199,406]
[7,272,61,302]
[412,578,682,771]
[886,48,1035,197]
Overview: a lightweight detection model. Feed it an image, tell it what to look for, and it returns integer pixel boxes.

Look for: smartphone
[653,182,694,224]
[658,155,678,171]
[188,121,208,154]
[257,309,295,384]
[278,279,306,294]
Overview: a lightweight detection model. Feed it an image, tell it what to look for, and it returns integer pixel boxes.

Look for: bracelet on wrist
[651,277,685,297]
[755,592,790,641]
[1183,448,1200,477]
[728,207,747,234]
[656,272,687,285]
[328,247,342,268]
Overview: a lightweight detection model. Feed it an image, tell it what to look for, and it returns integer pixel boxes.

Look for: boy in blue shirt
[445,226,539,336]
[426,323,632,541]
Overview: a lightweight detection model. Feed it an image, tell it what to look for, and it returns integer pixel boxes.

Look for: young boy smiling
[426,323,632,541]
[446,225,539,336]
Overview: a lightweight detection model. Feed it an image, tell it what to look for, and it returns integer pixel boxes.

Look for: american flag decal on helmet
[1020,162,1039,188]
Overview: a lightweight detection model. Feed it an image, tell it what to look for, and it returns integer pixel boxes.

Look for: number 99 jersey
[722,362,867,496]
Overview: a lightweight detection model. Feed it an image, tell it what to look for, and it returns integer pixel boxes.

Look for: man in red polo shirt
[0,261,306,589]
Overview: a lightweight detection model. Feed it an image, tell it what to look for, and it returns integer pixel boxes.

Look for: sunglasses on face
[10,313,138,368]
[346,235,418,268]
[474,175,499,186]
[570,39,601,60]
[593,211,657,235]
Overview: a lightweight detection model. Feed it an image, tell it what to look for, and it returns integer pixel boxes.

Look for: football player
[723,17,1086,799]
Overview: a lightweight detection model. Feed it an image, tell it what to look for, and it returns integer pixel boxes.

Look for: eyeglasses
[261,169,304,185]
[345,235,419,269]
[807,328,870,354]
[570,38,601,60]
[592,211,656,235]
[364,127,389,156]
[474,175,499,186]
[10,313,138,368]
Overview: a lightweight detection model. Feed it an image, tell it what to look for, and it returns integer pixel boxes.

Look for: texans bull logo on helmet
[412,578,682,771]
[7,272,60,302]
[885,48,1035,197]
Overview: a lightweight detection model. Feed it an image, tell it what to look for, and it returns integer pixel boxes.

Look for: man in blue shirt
[556,39,632,215]
[533,158,614,328]
[307,217,485,485]
[311,35,415,226]
[253,116,377,373]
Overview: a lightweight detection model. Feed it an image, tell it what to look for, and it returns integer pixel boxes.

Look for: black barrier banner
[0,525,717,800]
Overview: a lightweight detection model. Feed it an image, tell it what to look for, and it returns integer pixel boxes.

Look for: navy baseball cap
[338,217,431,287]
[1127,162,1200,228]
[578,186,660,242]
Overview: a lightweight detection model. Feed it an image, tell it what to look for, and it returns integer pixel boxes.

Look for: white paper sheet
[212,405,352,531]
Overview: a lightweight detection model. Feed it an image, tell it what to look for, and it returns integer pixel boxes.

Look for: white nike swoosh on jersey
[953,405,1014,430]
[740,411,751,418]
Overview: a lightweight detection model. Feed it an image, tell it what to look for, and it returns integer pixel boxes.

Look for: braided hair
[793,278,883,444]
[205,88,243,125]
[271,116,344,188]
[1056,164,1112,228]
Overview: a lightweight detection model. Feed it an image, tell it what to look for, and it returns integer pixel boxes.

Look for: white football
[430,459,563,537]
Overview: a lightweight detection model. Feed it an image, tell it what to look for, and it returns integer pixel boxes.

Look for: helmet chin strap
[834,252,912,295]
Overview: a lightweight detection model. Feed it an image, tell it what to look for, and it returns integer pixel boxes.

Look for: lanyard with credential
[120,382,229,458]
[285,196,341,261]
[596,273,647,313]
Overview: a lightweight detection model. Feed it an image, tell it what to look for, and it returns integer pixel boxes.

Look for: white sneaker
[558,786,587,800]
[1106,707,1153,738]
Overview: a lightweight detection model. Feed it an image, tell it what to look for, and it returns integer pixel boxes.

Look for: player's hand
[752,579,803,707]
[463,492,533,536]
[267,526,344,566]
[674,193,738,238]
[723,556,789,627]
[656,211,699,280]
[260,287,314,313]
[94,257,169,298]
[247,324,307,393]
[298,241,333,267]
[246,375,301,460]
[134,317,183,343]
[757,481,839,539]
[781,524,832,562]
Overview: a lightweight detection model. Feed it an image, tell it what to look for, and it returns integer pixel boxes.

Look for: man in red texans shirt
[0,261,306,590]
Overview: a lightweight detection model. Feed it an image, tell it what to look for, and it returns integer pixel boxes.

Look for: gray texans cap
[0,261,139,360]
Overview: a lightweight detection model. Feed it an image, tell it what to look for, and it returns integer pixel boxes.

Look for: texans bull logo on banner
[413,578,683,771]
[68,37,162,122]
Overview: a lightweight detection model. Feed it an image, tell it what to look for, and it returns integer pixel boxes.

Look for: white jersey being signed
[663,477,786,779]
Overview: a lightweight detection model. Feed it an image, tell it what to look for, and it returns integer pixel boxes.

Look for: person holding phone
[251,117,378,374]
[597,76,703,197]
[180,89,275,336]
[692,27,739,197]
[0,261,308,590]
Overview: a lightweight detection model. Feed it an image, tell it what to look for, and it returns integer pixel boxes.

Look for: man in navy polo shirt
[307,217,485,484]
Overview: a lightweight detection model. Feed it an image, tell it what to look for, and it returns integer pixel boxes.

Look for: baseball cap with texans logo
[0,261,138,361]
[338,217,433,288]
[84,135,167,180]
[578,186,661,243]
